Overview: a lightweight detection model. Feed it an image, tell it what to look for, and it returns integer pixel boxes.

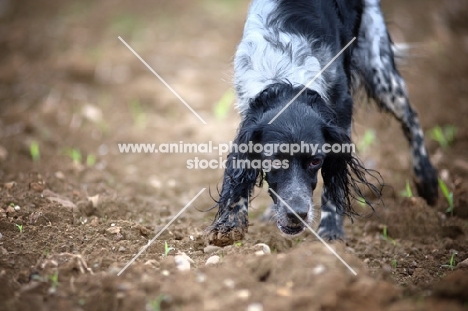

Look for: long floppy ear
[216,106,264,208]
[321,124,383,217]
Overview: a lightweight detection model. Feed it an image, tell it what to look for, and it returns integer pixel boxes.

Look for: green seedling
[214,89,235,119]
[391,259,398,269]
[129,99,147,128]
[441,251,457,270]
[429,125,457,149]
[15,224,23,234]
[148,294,167,311]
[234,241,242,247]
[400,180,413,198]
[30,141,40,162]
[49,271,59,289]
[63,148,82,165]
[357,129,376,153]
[86,154,97,166]
[356,197,366,208]
[164,241,174,256]
[380,225,396,245]
[438,178,454,215]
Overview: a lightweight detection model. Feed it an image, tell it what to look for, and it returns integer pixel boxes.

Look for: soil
[1,0,468,310]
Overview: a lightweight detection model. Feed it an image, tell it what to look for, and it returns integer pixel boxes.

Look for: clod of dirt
[5,205,15,215]
[3,181,16,190]
[432,270,468,303]
[0,145,7,161]
[43,190,78,212]
[383,197,441,238]
[106,226,121,234]
[206,255,220,266]
[204,245,221,254]
[454,180,468,218]
[457,257,468,268]
[37,253,93,277]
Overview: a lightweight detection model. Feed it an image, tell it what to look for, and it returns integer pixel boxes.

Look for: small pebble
[14,205,20,211]
[247,303,264,311]
[204,245,221,254]
[0,232,3,240]
[106,226,121,234]
[237,289,250,299]
[254,243,271,256]
[458,257,468,268]
[161,270,170,276]
[174,254,191,272]
[312,264,325,275]
[118,246,126,252]
[196,272,206,283]
[5,206,15,214]
[223,278,235,289]
[205,255,220,266]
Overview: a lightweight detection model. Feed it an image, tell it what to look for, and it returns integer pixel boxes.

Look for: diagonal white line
[269,189,357,275]
[268,37,356,124]
[117,188,206,276]
[118,36,207,125]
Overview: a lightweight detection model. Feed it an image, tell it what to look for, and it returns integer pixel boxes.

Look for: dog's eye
[309,158,323,168]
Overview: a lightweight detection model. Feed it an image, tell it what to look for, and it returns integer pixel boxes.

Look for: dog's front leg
[205,152,257,246]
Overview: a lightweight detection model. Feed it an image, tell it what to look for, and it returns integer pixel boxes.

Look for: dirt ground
[1,0,468,310]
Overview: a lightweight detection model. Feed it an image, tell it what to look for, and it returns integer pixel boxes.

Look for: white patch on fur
[234,0,333,115]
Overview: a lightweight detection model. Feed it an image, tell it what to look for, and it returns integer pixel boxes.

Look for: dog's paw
[205,225,246,247]
[205,211,248,247]
[415,162,439,206]
[317,225,345,242]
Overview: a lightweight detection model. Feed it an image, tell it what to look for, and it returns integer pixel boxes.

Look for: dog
[206,0,438,247]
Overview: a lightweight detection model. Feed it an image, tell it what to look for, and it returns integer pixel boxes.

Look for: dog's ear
[217,107,264,208]
[321,124,383,217]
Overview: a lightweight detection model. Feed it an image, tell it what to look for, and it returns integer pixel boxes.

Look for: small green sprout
[164,241,174,256]
[15,224,23,234]
[86,154,97,166]
[214,89,235,119]
[429,125,457,149]
[63,148,82,165]
[441,251,457,270]
[30,141,40,162]
[438,178,454,215]
[148,294,168,311]
[356,197,366,207]
[391,259,398,269]
[400,180,413,198]
[49,271,59,289]
[129,99,147,128]
[233,241,242,247]
[357,129,376,153]
[380,225,396,245]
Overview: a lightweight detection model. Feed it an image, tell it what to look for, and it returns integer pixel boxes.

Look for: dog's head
[230,84,378,235]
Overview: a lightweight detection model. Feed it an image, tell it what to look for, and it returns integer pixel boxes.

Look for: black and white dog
[206,0,438,246]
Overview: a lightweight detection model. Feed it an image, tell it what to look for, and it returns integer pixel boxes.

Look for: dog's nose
[285,198,309,223]
[286,209,307,223]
